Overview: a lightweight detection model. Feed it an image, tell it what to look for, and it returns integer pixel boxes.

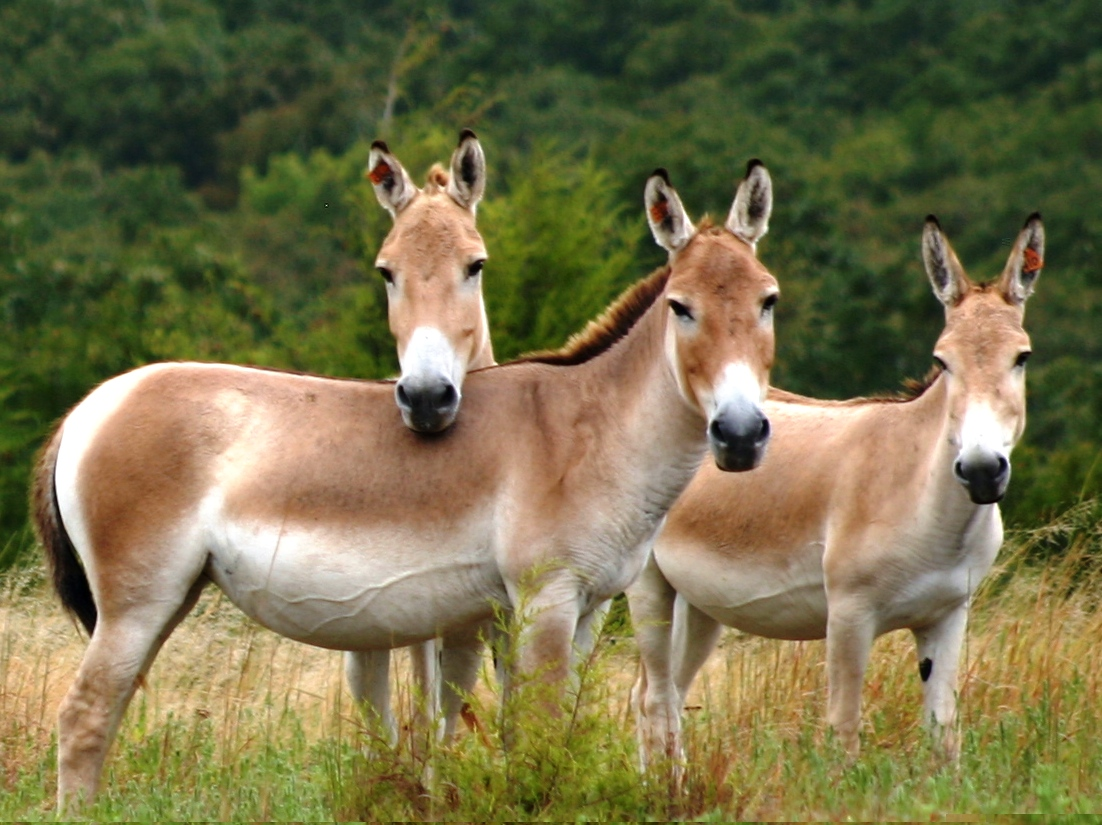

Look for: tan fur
[631,216,1040,767]
[40,171,781,810]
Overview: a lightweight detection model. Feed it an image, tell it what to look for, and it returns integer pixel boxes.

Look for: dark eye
[377,266,394,285]
[466,259,485,280]
[669,299,694,322]
[761,293,779,318]
[933,355,948,372]
[1015,351,1031,368]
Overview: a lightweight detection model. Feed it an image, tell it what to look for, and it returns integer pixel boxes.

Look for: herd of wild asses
[32,131,1042,811]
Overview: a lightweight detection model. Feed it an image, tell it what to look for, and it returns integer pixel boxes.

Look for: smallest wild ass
[33,161,778,812]
[352,130,497,745]
[630,213,1043,764]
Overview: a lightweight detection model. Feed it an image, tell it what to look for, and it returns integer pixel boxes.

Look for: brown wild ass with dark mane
[34,161,780,811]
[630,214,1043,765]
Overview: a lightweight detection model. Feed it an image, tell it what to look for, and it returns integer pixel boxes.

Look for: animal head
[923,213,1042,504]
[644,161,779,472]
[369,129,492,433]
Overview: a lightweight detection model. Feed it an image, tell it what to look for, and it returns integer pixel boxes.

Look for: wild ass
[352,130,497,745]
[630,214,1043,764]
[33,161,780,810]
[363,131,609,746]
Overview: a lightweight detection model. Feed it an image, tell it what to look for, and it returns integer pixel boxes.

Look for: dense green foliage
[1,0,1100,552]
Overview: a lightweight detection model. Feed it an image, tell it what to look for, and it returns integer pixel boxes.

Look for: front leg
[625,553,681,766]
[912,605,968,761]
[825,598,876,758]
[514,579,581,690]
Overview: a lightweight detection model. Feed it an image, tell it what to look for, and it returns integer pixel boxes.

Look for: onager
[34,161,780,811]
[630,213,1043,765]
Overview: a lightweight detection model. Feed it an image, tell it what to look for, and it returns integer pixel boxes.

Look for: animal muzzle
[707,405,771,472]
[395,375,460,434]
[953,449,1010,504]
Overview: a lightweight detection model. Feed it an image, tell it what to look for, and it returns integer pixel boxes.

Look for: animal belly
[657,541,828,641]
[207,521,504,650]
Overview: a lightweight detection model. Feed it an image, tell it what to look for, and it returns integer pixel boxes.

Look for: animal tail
[31,420,97,636]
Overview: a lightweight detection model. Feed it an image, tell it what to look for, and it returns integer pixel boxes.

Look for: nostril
[436,382,458,409]
[953,459,965,480]
[996,454,1009,478]
[709,418,727,445]
[395,382,412,410]
[757,416,771,443]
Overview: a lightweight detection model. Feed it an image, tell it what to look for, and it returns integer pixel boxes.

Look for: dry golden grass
[2,510,1101,819]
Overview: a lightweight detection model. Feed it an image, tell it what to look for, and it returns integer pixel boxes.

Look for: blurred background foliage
[0,0,1099,559]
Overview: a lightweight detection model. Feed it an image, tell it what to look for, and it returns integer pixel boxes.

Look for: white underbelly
[656,540,828,641]
[207,516,505,651]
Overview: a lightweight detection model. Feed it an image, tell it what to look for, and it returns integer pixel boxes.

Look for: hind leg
[58,576,205,813]
[344,650,398,743]
[408,640,441,754]
[439,625,488,740]
[625,554,681,766]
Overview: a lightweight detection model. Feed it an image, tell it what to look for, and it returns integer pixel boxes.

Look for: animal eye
[933,355,948,372]
[668,299,694,322]
[377,266,394,285]
[1015,351,1031,368]
[761,293,779,318]
[466,259,485,280]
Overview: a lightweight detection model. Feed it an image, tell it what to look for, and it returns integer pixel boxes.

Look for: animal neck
[470,302,496,369]
[563,294,710,519]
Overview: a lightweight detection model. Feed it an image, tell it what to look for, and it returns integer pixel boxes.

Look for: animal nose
[953,452,1010,504]
[395,376,460,434]
[708,407,771,472]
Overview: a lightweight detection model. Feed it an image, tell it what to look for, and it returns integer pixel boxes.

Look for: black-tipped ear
[446,130,486,212]
[999,212,1044,306]
[922,215,970,307]
[644,170,694,254]
[367,142,416,217]
[726,159,772,251]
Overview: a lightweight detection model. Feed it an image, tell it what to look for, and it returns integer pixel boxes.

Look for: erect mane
[517,266,672,367]
[893,363,944,401]
[767,364,944,407]
[423,163,450,193]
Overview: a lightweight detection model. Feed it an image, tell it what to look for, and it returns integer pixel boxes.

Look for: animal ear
[922,215,971,307]
[446,128,486,212]
[725,159,772,251]
[645,169,695,253]
[998,212,1044,306]
[366,140,417,217]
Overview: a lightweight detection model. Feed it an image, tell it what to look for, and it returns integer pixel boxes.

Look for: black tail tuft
[31,421,97,636]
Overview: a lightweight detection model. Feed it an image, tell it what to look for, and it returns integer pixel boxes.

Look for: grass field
[2,503,1102,820]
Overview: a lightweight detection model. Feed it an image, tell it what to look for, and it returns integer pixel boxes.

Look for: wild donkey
[361,131,610,746]
[34,161,780,811]
[352,130,496,745]
[630,214,1043,764]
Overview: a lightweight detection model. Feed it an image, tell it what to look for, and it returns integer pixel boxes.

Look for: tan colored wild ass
[352,130,496,745]
[630,214,1043,765]
[363,131,610,747]
[34,161,780,811]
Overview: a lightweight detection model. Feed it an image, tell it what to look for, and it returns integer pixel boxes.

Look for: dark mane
[516,267,671,367]
[767,364,944,407]
[892,363,944,401]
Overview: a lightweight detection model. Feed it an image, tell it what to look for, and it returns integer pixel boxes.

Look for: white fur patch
[399,326,464,389]
[54,364,174,592]
[702,362,765,421]
[956,401,1012,463]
